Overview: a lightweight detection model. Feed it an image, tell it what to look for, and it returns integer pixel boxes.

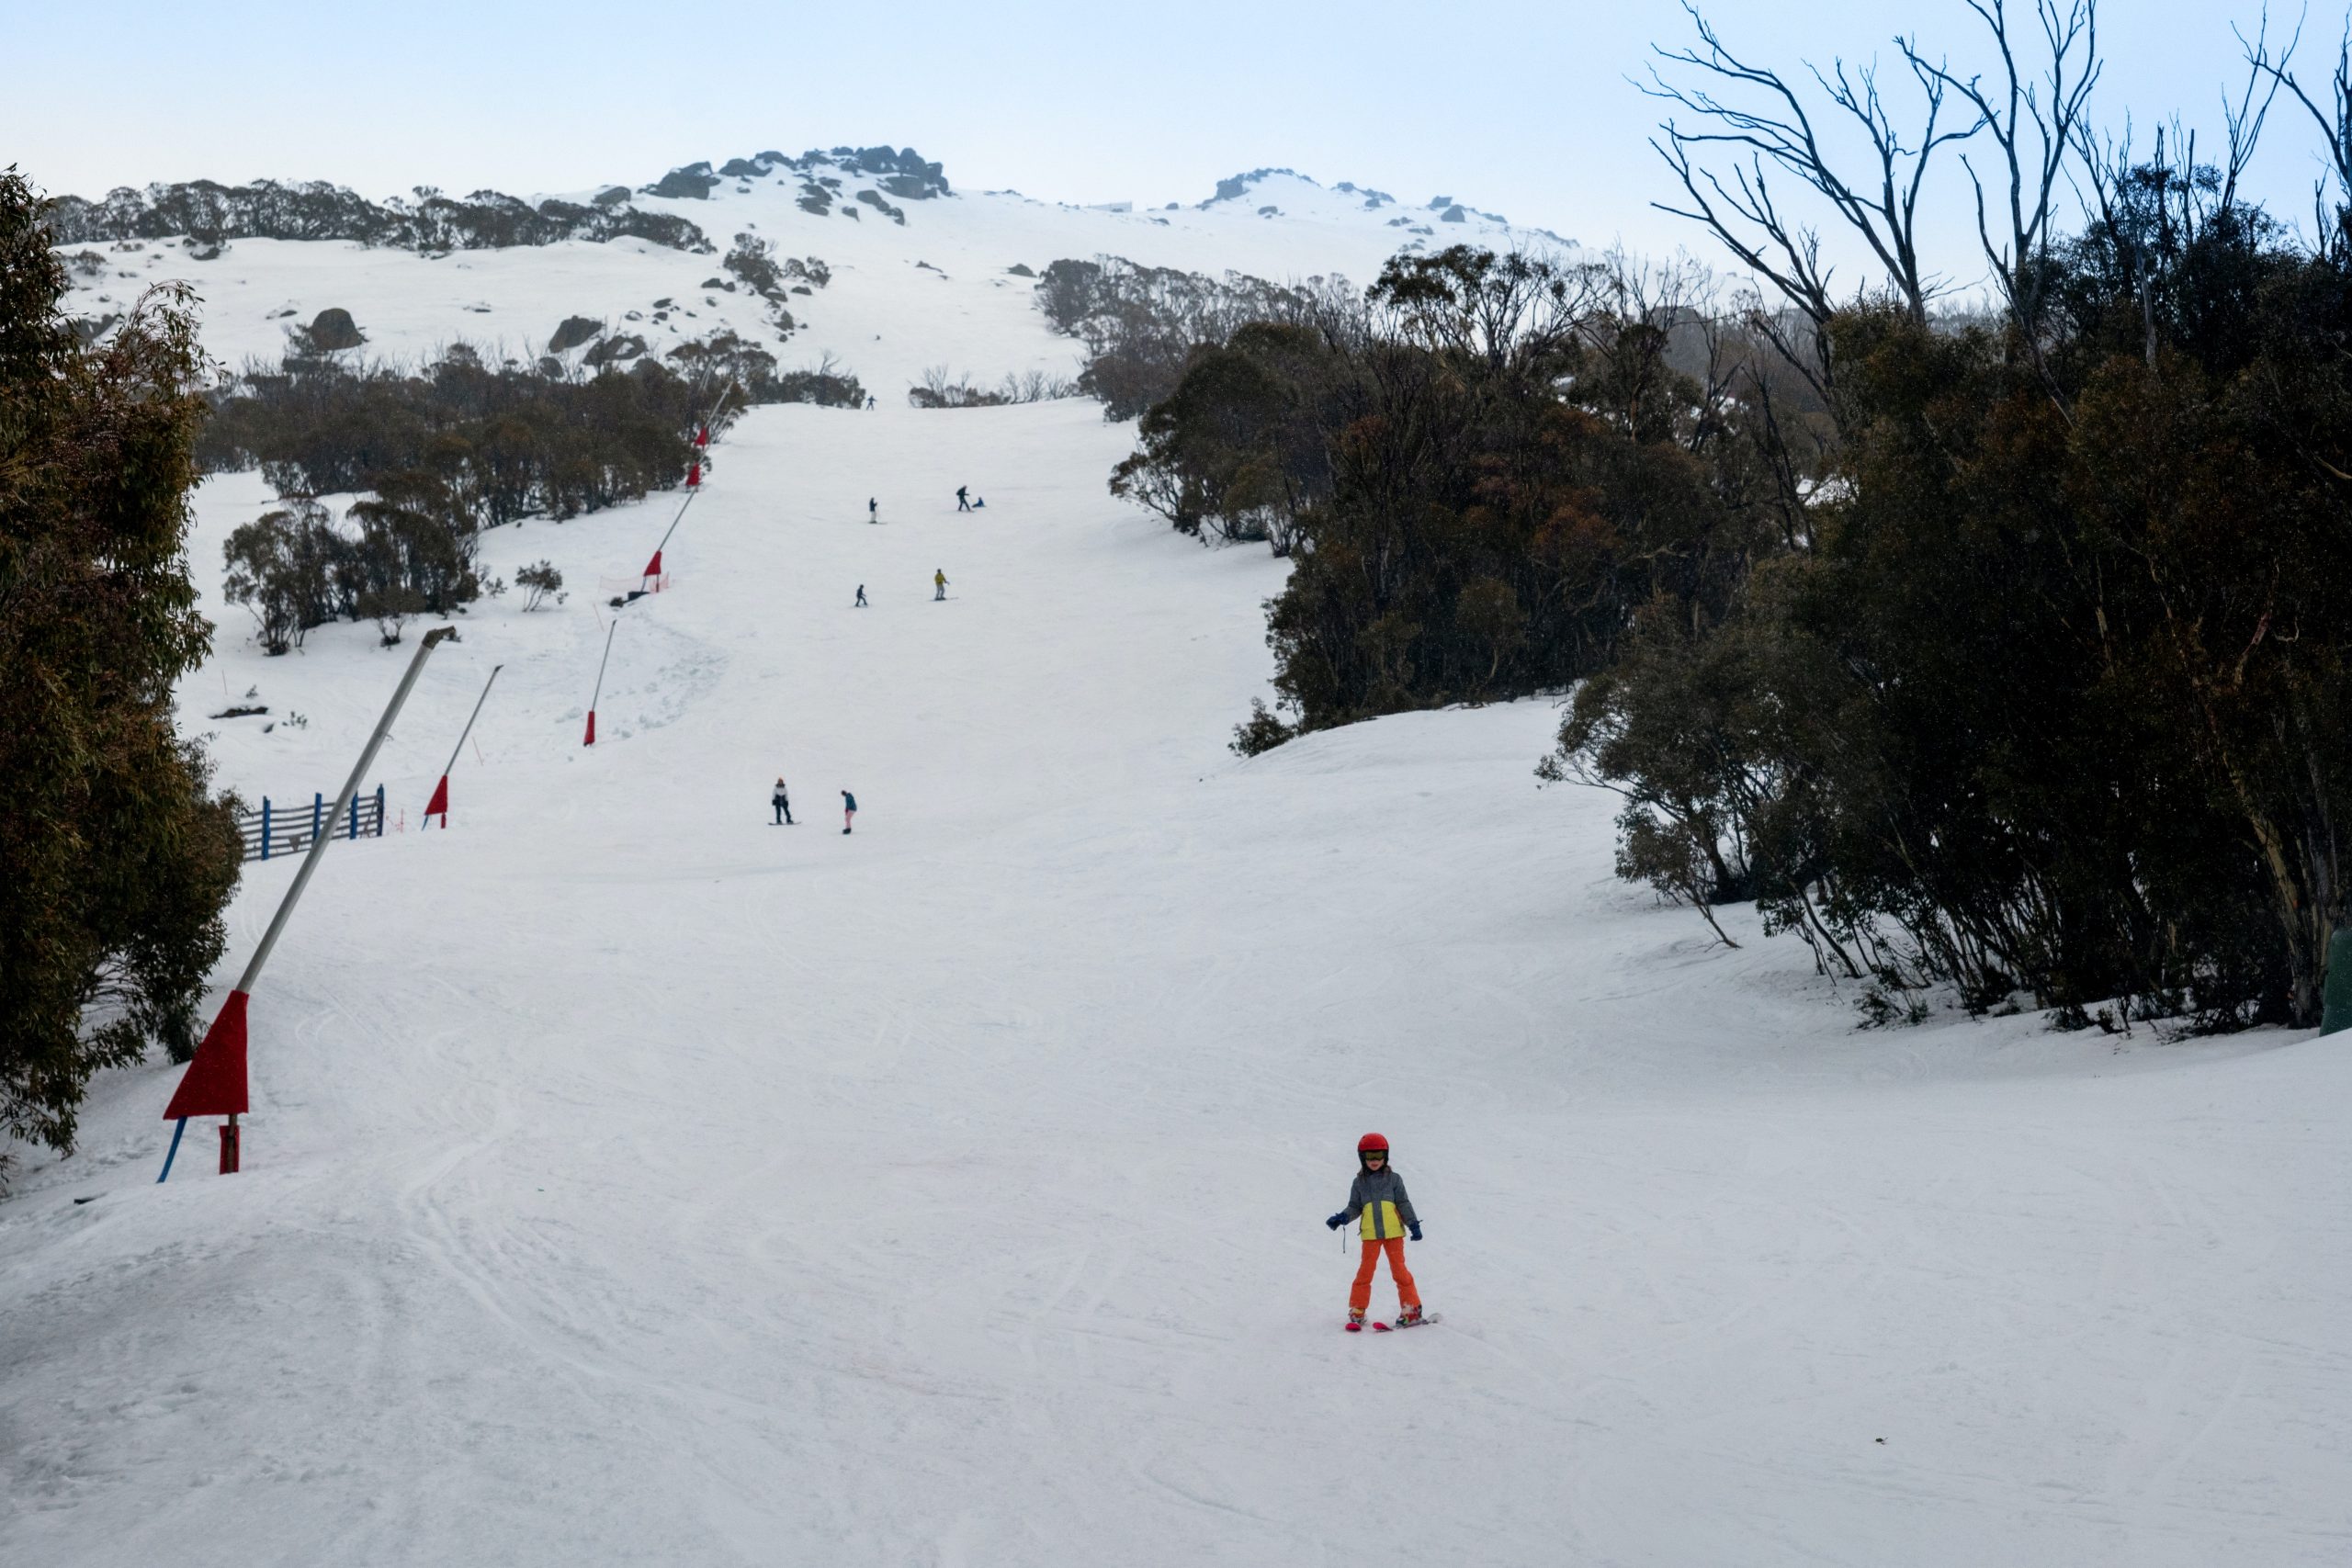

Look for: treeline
[1035,255,1352,417]
[198,344,722,523]
[198,343,723,652]
[1,171,242,1180]
[1115,245,1797,700]
[45,178,711,254]
[1131,2,2352,1032]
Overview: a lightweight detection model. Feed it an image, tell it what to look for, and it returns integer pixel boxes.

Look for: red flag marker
[423,663,500,827]
[164,990,250,1121]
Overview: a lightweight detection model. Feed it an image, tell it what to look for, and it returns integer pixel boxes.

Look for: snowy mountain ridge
[51,150,1573,399]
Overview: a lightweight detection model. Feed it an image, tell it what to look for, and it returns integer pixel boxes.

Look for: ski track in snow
[4,278,2351,1560]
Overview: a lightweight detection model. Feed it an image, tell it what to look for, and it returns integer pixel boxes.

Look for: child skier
[1326,1133,1427,1331]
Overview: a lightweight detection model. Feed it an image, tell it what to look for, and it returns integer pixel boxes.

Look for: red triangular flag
[643,548,662,578]
[583,710,596,746]
[164,990,251,1119]
[686,462,701,488]
[424,774,449,822]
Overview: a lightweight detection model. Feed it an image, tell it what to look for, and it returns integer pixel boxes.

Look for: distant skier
[1326,1134,1428,1331]
[933,569,948,602]
[854,583,868,607]
[772,775,794,826]
[865,393,876,411]
[971,495,986,509]
[956,485,971,513]
[841,789,857,834]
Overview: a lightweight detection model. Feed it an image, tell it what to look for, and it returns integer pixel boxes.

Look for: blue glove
[1408,1223,1423,1241]
[1326,1213,1348,1230]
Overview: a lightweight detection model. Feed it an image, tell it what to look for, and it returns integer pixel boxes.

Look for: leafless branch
[1904,0,2102,331]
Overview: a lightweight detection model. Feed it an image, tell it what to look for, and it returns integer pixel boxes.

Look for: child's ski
[1380,1313,1441,1331]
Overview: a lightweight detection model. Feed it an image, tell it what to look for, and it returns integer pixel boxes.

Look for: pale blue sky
[6,1,2338,284]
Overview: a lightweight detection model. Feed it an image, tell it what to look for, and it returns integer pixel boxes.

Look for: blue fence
[236,786,386,863]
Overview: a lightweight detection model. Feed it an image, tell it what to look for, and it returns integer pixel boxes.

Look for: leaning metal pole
[160,626,458,1180]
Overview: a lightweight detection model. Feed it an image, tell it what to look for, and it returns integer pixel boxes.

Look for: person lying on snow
[1327,1133,1429,1330]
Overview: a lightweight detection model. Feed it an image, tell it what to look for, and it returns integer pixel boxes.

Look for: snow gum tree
[0,167,241,1172]
[1546,1,2352,1029]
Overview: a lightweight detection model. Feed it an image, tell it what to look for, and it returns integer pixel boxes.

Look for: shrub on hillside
[908,366,1080,409]
[223,478,485,654]
[515,560,566,610]
[662,333,865,407]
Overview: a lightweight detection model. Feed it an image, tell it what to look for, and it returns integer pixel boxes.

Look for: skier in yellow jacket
[1326,1132,1427,1330]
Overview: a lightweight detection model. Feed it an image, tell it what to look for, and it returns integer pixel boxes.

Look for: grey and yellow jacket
[1337,1167,1419,1240]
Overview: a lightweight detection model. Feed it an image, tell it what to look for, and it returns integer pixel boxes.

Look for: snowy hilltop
[51,149,1569,399]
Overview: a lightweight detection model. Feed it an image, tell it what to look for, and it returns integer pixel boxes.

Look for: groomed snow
[2,393,2346,1565]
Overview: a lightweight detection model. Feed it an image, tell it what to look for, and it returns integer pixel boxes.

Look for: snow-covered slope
[5,159,2348,1567]
[58,161,1563,395]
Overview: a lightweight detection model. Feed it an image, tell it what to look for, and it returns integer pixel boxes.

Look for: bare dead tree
[2246,13,2352,254]
[1645,0,1978,340]
[1903,1,2102,335]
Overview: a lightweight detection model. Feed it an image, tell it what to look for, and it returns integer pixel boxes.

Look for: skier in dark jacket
[868,497,878,524]
[1326,1133,1425,1330]
[772,775,794,825]
[854,583,867,607]
[956,485,971,513]
[841,789,856,834]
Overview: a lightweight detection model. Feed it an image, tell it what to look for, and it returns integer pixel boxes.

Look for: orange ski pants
[1350,1236,1420,1314]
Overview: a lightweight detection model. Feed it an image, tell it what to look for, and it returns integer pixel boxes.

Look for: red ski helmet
[1357,1133,1389,1155]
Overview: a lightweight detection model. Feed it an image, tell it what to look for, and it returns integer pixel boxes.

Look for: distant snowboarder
[841,789,857,834]
[854,583,868,607]
[772,776,795,826]
[1326,1134,1429,1331]
[865,393,876,410]
[956,485,971,513]
[933,569,948,602]
[868,497,878,524]
[971,495,986,509]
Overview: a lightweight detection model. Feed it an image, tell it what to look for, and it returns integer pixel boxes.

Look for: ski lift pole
[697,379,736,447]
[583,622,617,746]
[645,486,699,579]
[424,663,502,826]
[645,383,735,582]
[160,626,458,1180]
